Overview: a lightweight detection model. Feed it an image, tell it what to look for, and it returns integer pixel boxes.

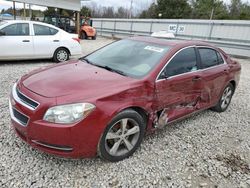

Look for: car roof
[129,36,215,48]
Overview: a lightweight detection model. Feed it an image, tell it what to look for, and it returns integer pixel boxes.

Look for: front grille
[12,108,29,126]
[16,88,39,109]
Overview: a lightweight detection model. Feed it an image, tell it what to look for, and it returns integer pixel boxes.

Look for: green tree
[44,7,56,16]
[61,9,74,17]
[192,0,229,19]
[239,3,250,19]
[80,6,91,17]
[116,7,128,18]
[139,3,158,18]
[228,0,250,20]
[102,7,115,18]
[156,0,192,19]
[229,0,241,19]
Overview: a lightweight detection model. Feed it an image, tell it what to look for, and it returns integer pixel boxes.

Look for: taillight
[72,37,80,44]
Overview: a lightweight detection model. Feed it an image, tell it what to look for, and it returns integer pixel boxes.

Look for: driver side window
[160,47,198,79]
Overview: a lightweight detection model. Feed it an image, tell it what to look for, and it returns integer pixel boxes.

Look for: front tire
[53,48,70,63]
[98,109,146,162]
[80,32,87,40]
[211,83,234,112]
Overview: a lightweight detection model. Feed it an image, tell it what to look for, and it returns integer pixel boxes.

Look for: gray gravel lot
[0,37,249,188]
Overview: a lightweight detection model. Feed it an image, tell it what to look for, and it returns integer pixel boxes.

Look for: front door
[0,23,34,60]
[155,47,204,126]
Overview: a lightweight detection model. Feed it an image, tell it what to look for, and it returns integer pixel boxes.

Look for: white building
[4,0,81,33]
[8,0,81,11]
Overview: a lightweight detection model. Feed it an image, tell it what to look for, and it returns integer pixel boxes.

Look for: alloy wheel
[104,118,140,157]
[221,86,233,109]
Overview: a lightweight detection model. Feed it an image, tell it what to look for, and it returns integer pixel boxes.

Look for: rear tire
[98,109,146,162]
[53,48,70,63]
[211,83,234,112]
[92,34,96,40]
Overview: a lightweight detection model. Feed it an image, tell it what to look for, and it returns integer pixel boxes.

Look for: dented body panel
[9,37,241,158]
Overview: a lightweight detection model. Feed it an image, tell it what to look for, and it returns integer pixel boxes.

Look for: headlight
[43,103,95,124]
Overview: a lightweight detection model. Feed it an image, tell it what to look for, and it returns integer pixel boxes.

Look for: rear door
[32,24,60,58]
[155,47,204,123]
[197,47,229,106]
[0,23,34,59]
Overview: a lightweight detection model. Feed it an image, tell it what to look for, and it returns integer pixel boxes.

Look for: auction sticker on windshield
[144,46,165,53]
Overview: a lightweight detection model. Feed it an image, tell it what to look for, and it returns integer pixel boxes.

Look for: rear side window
[199,48,223,68]
[161,47,198,78]
[217,52,224,64]
[34,24,58,35]
[0,23,29,36]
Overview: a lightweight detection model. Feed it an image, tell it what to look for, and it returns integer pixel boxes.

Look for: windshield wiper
[80,58,127,77]
[95,65,128,77]
[80,57,93,65]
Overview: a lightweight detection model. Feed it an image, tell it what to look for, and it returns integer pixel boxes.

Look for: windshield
[84,39,170,78]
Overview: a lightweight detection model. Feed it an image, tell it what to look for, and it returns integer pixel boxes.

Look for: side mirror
[0,31,6,36]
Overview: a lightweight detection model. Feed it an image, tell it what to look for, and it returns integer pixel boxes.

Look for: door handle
[53,40,60,42]
[22,40,30,42]
[192,76,201,82]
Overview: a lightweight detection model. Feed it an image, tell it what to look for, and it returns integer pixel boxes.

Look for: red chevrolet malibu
[9,37,241,162]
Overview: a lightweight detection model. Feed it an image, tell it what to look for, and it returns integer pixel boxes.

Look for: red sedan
[9,37,241,162]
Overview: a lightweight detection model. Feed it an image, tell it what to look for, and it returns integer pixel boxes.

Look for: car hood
[21,60,137,98]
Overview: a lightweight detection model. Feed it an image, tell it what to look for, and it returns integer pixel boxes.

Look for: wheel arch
[54,46,71,56]
[218,79,236,99]
[229,80,236,93]
[116,106,150,130]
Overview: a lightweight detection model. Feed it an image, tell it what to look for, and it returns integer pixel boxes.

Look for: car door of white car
[0,22,34,60]
[32,23,61,58]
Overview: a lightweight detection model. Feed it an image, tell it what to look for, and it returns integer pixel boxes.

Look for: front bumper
[9,83,106,158]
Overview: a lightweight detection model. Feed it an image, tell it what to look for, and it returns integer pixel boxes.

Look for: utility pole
[29,4,32,20]
[13,1,16,20]
[23,3,26,20]
[210,8,214,20]
[210,0,215,20]
[129,0,133,19]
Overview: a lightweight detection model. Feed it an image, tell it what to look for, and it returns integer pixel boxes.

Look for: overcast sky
[0,0,249,12]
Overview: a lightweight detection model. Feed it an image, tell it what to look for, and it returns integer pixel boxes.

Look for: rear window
[199,48,222,69]
[34,24,58,35]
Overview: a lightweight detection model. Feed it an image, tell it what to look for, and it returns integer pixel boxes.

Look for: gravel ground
[0,37,249,188]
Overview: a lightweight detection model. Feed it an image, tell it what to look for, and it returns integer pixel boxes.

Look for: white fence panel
[93,18,250,57]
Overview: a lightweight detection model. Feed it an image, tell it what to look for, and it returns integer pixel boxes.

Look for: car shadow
[0,59,54,65]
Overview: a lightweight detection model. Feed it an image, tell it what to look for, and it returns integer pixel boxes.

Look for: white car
[0,20,82,62]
